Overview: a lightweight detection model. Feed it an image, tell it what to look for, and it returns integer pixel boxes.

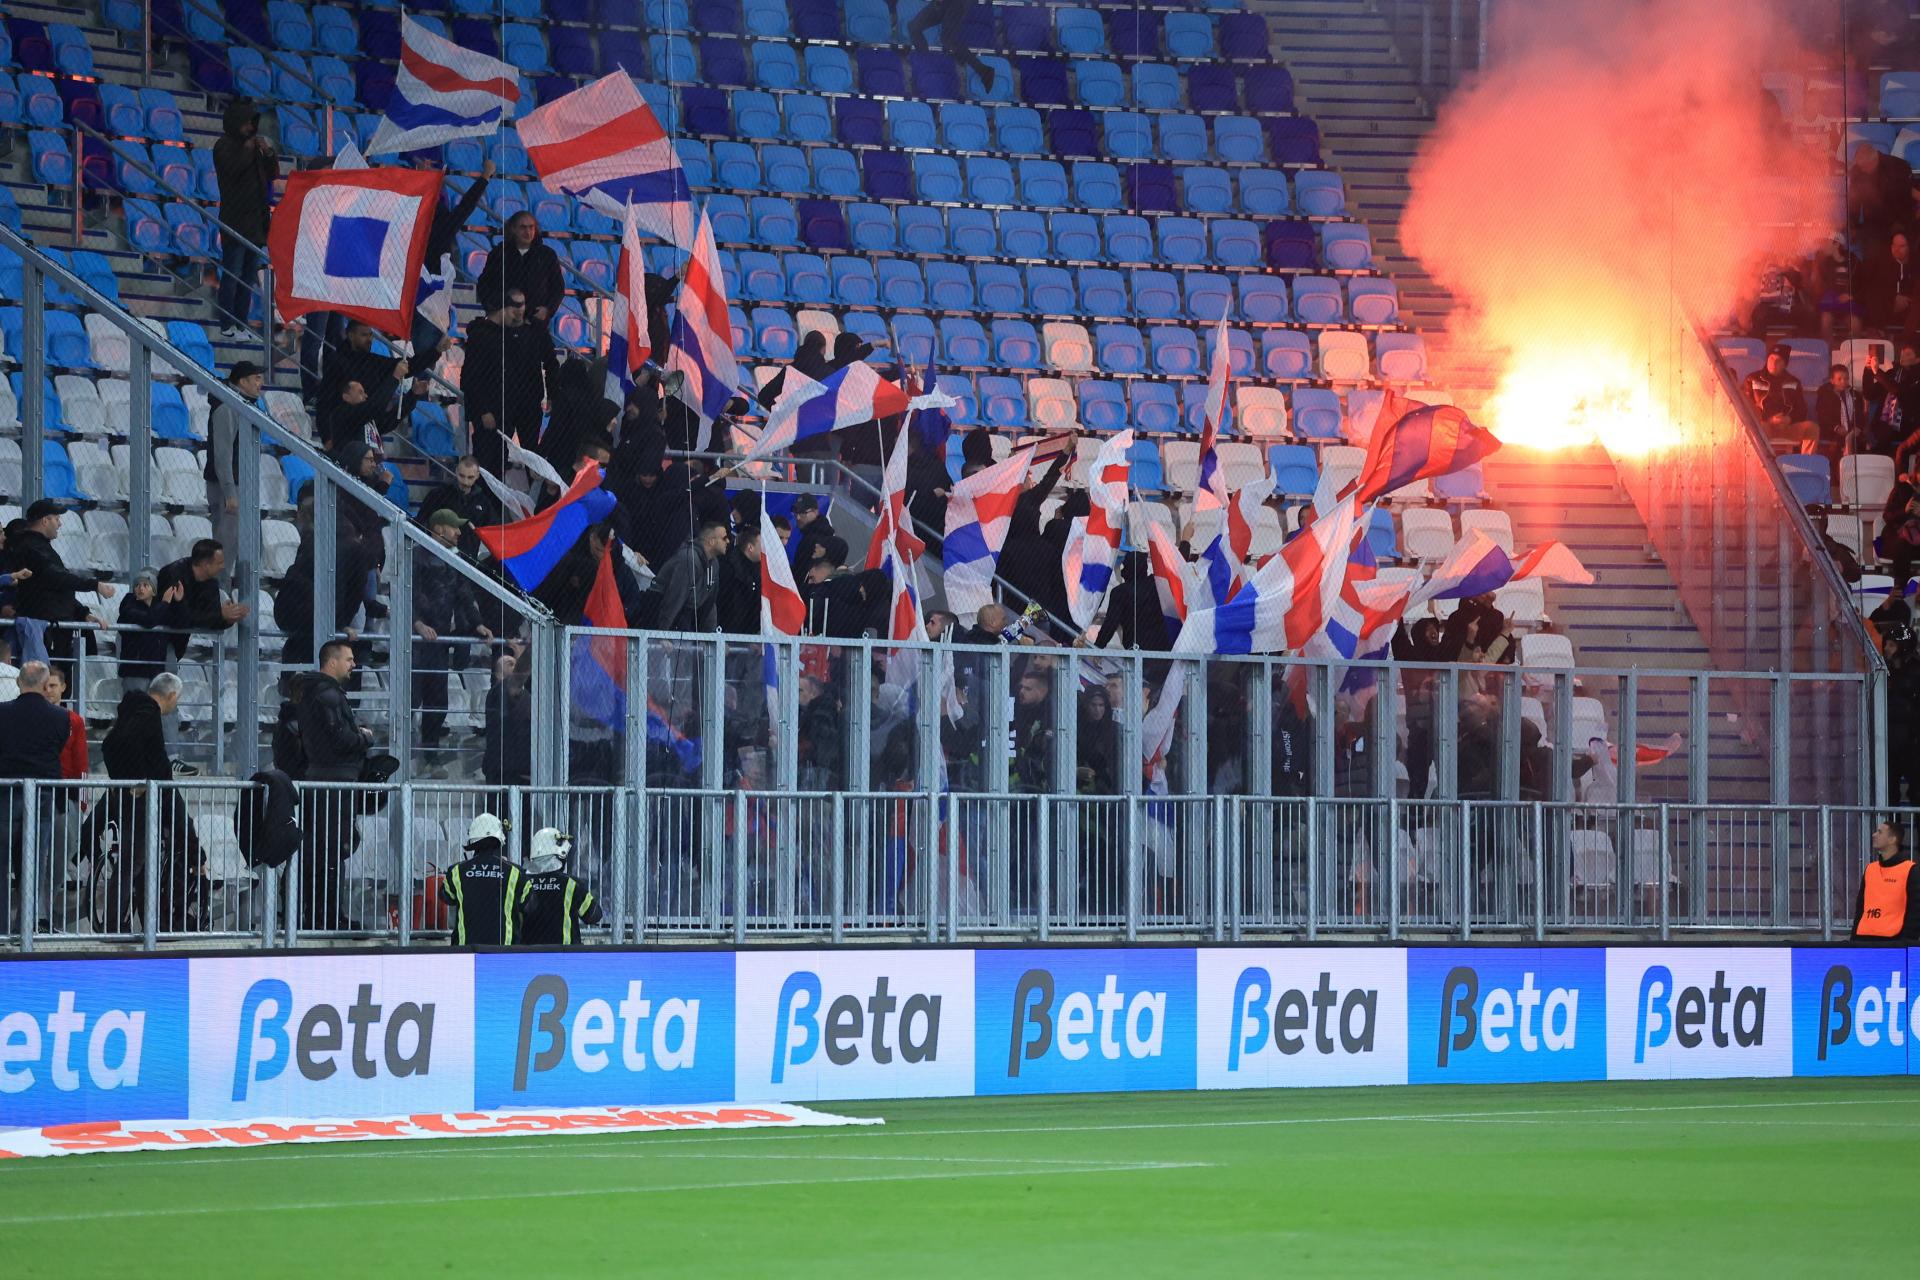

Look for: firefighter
[1852,819,1920,941]
[440,813,522,945]
[517,827,603,946]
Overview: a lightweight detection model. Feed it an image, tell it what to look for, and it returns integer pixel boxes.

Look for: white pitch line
[0,1161,1215,1226]
[6,1095,1908,1174]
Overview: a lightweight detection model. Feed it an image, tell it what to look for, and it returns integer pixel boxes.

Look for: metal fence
[4,779,1910,951]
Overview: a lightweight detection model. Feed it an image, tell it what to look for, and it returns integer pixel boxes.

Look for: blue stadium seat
[845,0,892,41]
[1182,167,1233,214]
[1051,212,1101,260]
[71,250,119,303]
[1220,13,1269,58]
[993,319,1042,369]
[770,94,825,145]
[888,100,937,148]
[911,51,962,100]
[1322,223,1373,270]
[991,105,1044,154]
[503,24,550,74]
[1080,380,1128,431]
[1130,269,1180,319]
[897,205,947,253]
[749,195,798,246]
[276,106,322,158]
[1290,276,1342,324]
[967,156,1016,204]
[1365,507,1399,561]
[1130,381,1179,433]
[978,375,1025,428]
[1094,323,1146,373]
[122,198,168,254]
[1239,169,1290,216]
[714,141,762,190]
[46,311,94,368]
[1074,59,1124,107]
[1018,56,1071,106]
[1131,62,1182,109]
[1159,216,1208,265]
[1348,278,1400,325]
[681,86,731,136]
[46,23,97,77]
[976,264,1024,312]
[793,0,841,38]
[1187,64,1238,113]
[1263,220,1318,269]
[813,148,861,197]
[1214,116,1266,165]
[228,47,272,99]
[702,37,749,86]
[645,33,694,81]
[1103,214,1153,263]
[695,0,745,35]
[1293,170,1347,216]
[19,73,61,128]
[1237,275,1289,323]
[913,153,963,202]
[1266,117,1322,164]
[1072,161,1123,209]
[947,207,996,257]
[1107,10,1161,58]
[0,187,17,236]
[799,199,849,251]
[1287,388,1340,440]
[571,241,613,292]
[1376,333,1427,381]
[879,259,927,308]
[1432,463,1486,501]
[1150,325,1201,375]
[1165,12,1217,59]
[969,55,1015,105]
[727,304,753,356]
[42,440,80,500]
[1160,114,1209,163]
[1211,219,1262,268]
[926,260,975,312]
[737,250,783,300]
[1028,265,1075,313]
[1003,5,1053,52]
[675,139,714,190]
[267,0,315,50]
[831,257,878,305]
[1019,159,1070,207]
[1079,268,1128,316]
[1128,438,1165,491]
[848,203,897,252]
[101,83,144,136]
[754,306,797,361]
[733,90,780,140]
[314,4,357,55]
[706,192,750,246]
[999,209,1047,257]
[1260,330,1313,379]
[110,139,158,194]
[754,39,801,88]
[1207,324,1255,378]
[940,317,990,366]
[1103,111,1154,161]
[1049,107,1100,158]
[1057,6,1106,53]
[1269,443,1319,495]
[1184,272,1233,322]
[936,374,978,427]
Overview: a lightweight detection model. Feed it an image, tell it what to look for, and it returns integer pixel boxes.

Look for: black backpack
[270,701,307,779]
[240,769,302,869]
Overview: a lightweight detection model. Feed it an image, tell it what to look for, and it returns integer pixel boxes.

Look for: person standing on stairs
[212,101,278,339]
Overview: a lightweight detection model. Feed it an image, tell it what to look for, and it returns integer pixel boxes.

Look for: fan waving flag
[604,202,652,403]
[1195,312,1233,515]
[519,71,694,249]
[1064,429,1134,629]
[1512,540,1595,585]
[942,445,1033,616]
[865,422,927,570]
[745,363,912,465]
[474,464,617,590]
[666,214,743,427]
[570,548,630,729]
[1143,519,1189,647]
[268,167,443,336]
[367,14,522,156]
[1174,494,1364,656]
[1408,528,1514,607]
[1354,403,1501,504]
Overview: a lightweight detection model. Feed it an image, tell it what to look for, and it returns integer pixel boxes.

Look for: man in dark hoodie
[413,511,493,749]
[476,211,565,322]
[790,494,837,573]
[212,99,278,337]
[714,522,763,634]
[414,455,502,557]
[997,450,1073,633]
[610,430,691,569]
[462,290,557,476]
[292,640,372,928]
[314,320,411,454]
[4,500,115,677]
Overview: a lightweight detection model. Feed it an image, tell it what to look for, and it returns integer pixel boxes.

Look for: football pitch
[2,1078,1913,1278]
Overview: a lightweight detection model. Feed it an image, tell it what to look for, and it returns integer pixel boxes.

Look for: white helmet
[528,827,572,873]
[464,812,507,850]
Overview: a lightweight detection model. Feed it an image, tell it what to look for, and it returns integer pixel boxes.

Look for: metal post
[846,645,871,792]
[1387,794,1401,941]
[259,262,274,373]
[395,782,413,947]
[311,473,337,663]
[1478,0,1491,67]
[1210,795,1226,942]
[1688,675,1710,924]
[1125,792,1140,942]
[945,805,960,943]
[1617,669,1639,804]
[700,637,726,791]
[1448,0,1463,84]
[1550,672,1574,804]
[22,262,45,505]
[17,782,37,951]
[1657,802,1672,941]
[128,352,153,575]
[142,783,160,950]
[234,415,262,775]
[932,807,951,943]
[1310,662,1335,798]
[212,646,227,776]
[71,126,83,246]
[1498,669,1522,799]
[1768,674,1790,926]
[527,619,562,787]
[1531,800,1545,941]
[731,789,747,944]
[1434,667,1459,799]
[1459,798,1472,940]
[1817,804,1833,942]
[1037,795,1051,942]
[1305,793,1319,940]
[609,783,630,943]
[830,791,845,943]
[1228,796,1244,942]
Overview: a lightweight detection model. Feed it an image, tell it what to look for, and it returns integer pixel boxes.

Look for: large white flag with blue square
[268,167,443,337]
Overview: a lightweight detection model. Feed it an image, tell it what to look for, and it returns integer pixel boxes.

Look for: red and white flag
[268,167,442,336]
[519,72,694,249]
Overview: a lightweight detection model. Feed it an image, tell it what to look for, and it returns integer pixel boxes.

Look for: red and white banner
[0,1103,882,1160]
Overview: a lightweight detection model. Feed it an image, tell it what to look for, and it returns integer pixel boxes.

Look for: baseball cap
[428,508,470,530]
[228,359,264,383]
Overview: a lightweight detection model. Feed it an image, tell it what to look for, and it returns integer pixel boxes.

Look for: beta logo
[735,952,973,1101]
[1790,950,1914,1077]
[189,956,475,1118]
[976,949,1194,1095]
[1408,949,1605,1084]
[1197,949,1407,1089]
[1606,949,1791,1080]
[0,959,188,1127]
[474,953,734,1107]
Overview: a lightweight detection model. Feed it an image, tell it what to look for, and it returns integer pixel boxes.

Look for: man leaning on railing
[0,662,73,935]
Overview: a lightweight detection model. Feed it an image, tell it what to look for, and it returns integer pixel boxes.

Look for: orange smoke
[1401,0,1836,454]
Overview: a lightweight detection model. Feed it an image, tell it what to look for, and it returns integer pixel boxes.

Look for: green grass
[2,1079,1915,1277]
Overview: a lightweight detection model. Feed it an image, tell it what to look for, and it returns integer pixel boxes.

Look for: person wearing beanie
[515,828,603,946]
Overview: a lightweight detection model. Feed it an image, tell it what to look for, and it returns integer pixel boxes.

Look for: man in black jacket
[462,291,557,476]
[292,641,372,930]
[314,321,412,454]
[475,211,566,323]
[156,539,250,659]
[99,673,205,932]
[212,99,277,336]
[415,455,502,558]
[714,523,763,634]
[409,156,492,370]
[4,500,115,676]
[1815,363,1870,465]
[413,512,494,750]
[0,662,73,931]
[651,520,729,633]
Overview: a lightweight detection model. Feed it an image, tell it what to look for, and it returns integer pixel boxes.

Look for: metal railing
[4,778,1907,951]
[1386,0,1490,103]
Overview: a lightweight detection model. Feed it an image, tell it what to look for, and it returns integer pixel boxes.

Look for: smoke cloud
[1401,0,1837,451]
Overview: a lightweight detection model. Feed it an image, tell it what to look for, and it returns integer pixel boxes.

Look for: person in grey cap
[206,360,265,577]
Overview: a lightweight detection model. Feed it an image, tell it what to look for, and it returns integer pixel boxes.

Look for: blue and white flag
[665,214,743,426]
[367,15,522,157]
